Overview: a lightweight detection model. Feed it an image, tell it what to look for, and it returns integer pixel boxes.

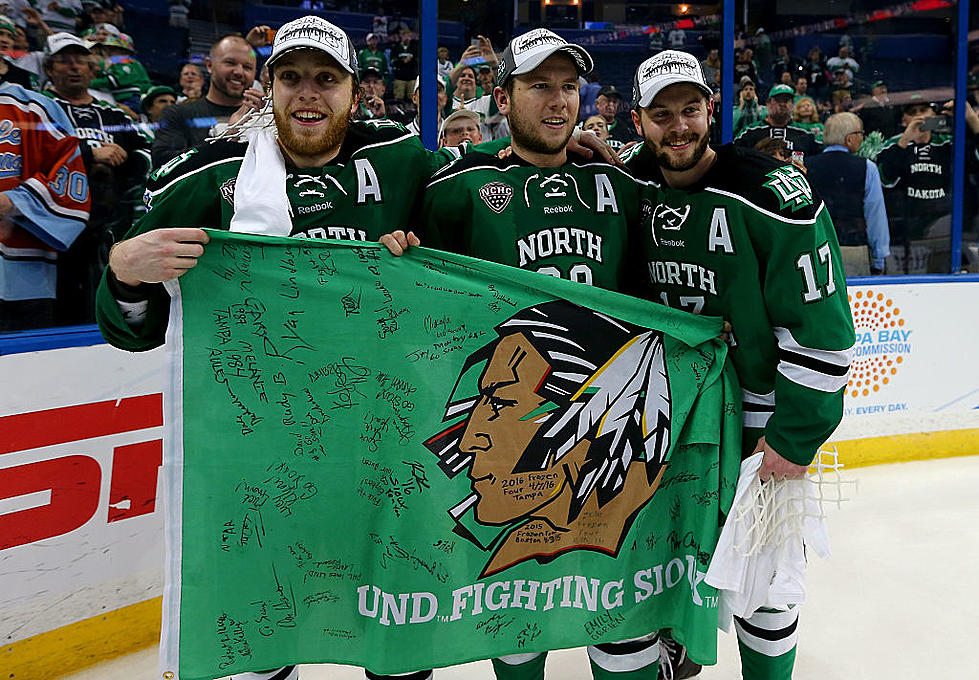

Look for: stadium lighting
[679,4,690,13]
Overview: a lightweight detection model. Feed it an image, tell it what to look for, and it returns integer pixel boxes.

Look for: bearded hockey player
[419,29,686,680]
[96,16,452,357]
[621,50,855,680]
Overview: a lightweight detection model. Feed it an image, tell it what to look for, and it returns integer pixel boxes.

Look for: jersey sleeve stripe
[21,178,90,222]
[146,156,245,198]
[705,186,825,225]
[741,388,775,428]
[426,162,520,188]
[774,326,853,393]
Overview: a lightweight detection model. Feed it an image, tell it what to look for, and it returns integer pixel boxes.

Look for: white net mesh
[730,447,857,558]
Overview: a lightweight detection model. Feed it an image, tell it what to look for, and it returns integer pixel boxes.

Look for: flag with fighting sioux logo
[161,230,742,680]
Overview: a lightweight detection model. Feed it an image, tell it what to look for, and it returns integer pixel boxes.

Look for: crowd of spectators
[0,4,976,332]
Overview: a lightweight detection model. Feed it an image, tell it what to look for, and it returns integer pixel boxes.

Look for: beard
[768,110,792,127]
[651,129,710,172]
[274,103,351,161]
[508,106,573,157]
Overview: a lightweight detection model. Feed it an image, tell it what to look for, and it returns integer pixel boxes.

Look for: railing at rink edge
[0,0,974,356]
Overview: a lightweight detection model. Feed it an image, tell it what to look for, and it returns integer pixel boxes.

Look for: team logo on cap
[276,17,348,60]
[514,28,565,55]
[639,53,699,84]
[479,182,514,214]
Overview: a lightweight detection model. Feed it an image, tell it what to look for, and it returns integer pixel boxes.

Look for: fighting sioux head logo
[763,165,813,212]
[479,182,514,214]
[424,301,672,577]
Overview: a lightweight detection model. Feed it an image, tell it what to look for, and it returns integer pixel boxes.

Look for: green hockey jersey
[623,142,855,465]
[97,119,453,351]
[421,150,641,292]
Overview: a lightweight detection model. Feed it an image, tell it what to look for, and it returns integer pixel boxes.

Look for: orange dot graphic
[886,299,893,306]
[891,368,897,375]
[877,294,884,300]
[873,385,879,392]
[856,291,863,298]
[862,389,869,396]
[883,378,890,385]
[899,319,905,327]
[896,356,903,364]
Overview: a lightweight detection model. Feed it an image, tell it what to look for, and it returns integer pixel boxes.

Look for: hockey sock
[734,607,799,680]
[491,651,547,680]
[587,632,661,679]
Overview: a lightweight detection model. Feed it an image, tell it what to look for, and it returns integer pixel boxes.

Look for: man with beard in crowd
[151,33,261,166]
[621,49,854,680]
[734,82,822,158]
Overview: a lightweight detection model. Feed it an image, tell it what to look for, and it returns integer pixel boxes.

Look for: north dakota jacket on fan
[623,142,855,465]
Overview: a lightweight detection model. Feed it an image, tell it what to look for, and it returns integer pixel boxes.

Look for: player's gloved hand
[379,230,419,257]
[109,227,210,286]
[755,436,809,481]
[569,128,622,166]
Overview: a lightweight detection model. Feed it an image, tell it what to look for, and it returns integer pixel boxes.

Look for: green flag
[161,230,742,679]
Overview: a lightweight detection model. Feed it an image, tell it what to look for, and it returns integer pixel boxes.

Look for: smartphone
[264,28,276,44]
[921,115,950,133]
[471,38,480,48]
[462,56,487,67]
[791,150,804,165]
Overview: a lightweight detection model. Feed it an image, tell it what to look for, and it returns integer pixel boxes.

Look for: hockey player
[416,29,674,680]
[422,28,640,293]
[734,83,822,158]
[622,49,855,680]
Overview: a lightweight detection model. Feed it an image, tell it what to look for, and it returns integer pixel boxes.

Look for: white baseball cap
[440,108,480,138]
[497,28,593,86]
[633,50,712,109]
[46,32,92,56]
[266,16,357,75]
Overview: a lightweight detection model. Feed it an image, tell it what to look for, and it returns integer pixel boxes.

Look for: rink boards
[1,279,976,678]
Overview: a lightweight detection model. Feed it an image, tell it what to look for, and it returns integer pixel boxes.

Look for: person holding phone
[877,95,979,271]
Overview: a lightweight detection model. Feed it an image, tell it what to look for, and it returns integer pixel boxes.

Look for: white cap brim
[510,44,593,79]
[638,75,712,109]
[266,42,355,73]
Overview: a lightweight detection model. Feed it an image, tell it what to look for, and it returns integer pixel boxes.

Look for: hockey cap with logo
[266,15,357,76]
[440,108,480,137]
[633,50,712,108]
[46,32,92,56]
[768,83,795,99]
[497,29,593,86]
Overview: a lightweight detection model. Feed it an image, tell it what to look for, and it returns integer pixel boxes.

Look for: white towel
[705,452,831,631]
[229,126,292,236]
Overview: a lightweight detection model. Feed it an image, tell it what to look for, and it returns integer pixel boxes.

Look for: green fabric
[163,230,742,679]
[91,58,154,101]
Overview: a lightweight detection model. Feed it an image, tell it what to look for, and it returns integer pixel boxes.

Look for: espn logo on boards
[0,394,163,551]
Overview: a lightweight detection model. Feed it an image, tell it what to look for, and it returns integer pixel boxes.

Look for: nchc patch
[762,165,813,212]
[479,181,514,214]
